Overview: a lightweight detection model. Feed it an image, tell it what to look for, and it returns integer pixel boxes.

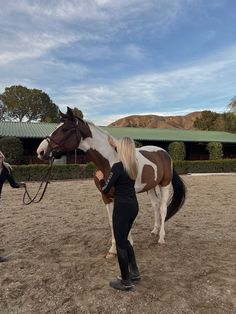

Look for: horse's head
[37,107,92,160]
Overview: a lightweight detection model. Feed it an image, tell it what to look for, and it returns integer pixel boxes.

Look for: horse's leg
[158,183,171,244]
[147,188,161,236]
[105,202,117,258]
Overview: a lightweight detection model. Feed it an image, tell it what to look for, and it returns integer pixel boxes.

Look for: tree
[194,110,236,133]
[72,107,83,119]
[0,85,60,122]
[220,112,236,133]
[194,111,219,130]
[0,99,6,120]
[228,96,236,114]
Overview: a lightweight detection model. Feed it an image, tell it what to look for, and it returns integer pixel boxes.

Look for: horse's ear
[59,110,67,120]
[66,107,75,120]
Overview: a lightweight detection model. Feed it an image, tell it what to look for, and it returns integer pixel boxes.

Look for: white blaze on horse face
[37,139,49,159]
[37,123,63,159]
[134,146,164,192]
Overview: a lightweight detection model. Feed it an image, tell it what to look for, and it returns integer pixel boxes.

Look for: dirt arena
[0,174,235,314]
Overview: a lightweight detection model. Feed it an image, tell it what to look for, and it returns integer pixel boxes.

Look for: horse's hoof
[158,238,165,244]
[151,229,158,235]
[106,252,116,259]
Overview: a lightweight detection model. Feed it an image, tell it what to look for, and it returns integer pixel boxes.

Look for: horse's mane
[86,120,114,138]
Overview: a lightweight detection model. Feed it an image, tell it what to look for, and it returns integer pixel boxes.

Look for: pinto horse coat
[37,107,186,256]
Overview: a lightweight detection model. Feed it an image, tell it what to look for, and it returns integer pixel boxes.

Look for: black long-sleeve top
[99,161,136,203]
[0,165,20,197]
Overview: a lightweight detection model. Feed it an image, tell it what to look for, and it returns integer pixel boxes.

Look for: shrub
[12,163,97,182]
[134,140,143,148]
[167,142,186,161]
[206,142,223,160]
[0,136,24,164]
[10,159,236,182]
[174,159,236,174]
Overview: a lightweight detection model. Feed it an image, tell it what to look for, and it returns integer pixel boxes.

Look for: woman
[96,137,140,291]
[0,151,25,263]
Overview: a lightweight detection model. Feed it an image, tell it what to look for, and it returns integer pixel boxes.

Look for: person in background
[0,151,25,263]
[95,136,140,291]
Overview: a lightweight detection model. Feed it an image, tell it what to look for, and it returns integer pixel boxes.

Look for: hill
[109,112,202,129]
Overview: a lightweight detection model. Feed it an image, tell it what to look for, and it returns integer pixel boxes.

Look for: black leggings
[112,199,139,249]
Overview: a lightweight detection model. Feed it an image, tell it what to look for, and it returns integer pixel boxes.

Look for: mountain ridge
[108,111,203,130]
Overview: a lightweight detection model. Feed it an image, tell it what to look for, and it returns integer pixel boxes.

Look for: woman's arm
[4,168,25,188]
[96,163,120,193]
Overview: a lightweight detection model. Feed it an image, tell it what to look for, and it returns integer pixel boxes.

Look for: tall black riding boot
[127,241,141,281]
[110,247,133,291]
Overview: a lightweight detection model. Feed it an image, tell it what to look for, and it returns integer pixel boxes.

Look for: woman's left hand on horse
[95,170,104,180]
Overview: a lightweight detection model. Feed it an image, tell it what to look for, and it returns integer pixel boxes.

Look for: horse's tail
[165,169,186,221]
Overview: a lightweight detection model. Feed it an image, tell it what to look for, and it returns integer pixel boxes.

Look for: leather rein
[23,157,55,205]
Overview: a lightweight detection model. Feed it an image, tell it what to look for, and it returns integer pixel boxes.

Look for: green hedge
[174,159,236,174]
[12,163,96,182]
[11,159,236,181]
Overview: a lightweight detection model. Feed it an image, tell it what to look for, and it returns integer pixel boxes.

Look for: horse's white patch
[37,139,49,159]
[37,123,63,159]
[79,123,117,166]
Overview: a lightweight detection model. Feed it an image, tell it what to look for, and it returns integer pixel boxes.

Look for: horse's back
[135,146,172,192]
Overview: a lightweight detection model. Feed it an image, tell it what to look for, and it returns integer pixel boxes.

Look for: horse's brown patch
[78,120,92,140]
[86,149,111,177]
[140,150,172,190]
[94,176,114,204]
[86,149,115,204]
[140,164,158,191]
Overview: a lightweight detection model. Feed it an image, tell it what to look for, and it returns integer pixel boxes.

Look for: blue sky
[0,0,236,125]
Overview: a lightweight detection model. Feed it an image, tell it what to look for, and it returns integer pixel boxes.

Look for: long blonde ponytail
[117,137,138,180]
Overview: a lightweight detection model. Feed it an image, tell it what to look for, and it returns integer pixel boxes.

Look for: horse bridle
[45,120,82,152]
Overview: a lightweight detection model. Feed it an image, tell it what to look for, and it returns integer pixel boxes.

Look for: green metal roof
[0,121,58,138]
[0,121,235,143]
[104,126,236,143]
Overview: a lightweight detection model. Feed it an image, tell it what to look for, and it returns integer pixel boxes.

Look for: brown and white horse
[37,107,186,257]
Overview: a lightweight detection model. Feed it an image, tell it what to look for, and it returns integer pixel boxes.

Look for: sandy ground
[0,175,235,314]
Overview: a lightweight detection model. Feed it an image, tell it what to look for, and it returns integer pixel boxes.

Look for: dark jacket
[99,161,136,202]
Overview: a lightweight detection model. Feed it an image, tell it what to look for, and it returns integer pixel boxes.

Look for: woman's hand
[95,170,104,180]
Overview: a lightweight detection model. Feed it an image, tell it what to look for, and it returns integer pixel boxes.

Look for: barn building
[0,121,235,164]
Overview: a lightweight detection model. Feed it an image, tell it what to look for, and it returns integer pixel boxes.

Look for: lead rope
[22,157,55,205]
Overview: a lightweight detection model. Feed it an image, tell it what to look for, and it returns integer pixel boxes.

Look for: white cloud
[0,0,234,126]
[0,0,193,65]
[53,43,236,124]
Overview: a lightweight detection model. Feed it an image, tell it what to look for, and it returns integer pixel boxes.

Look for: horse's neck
[79,123,117,175]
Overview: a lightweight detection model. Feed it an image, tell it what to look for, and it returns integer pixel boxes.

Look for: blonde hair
[0,151,12,172]
[116,137,138,180]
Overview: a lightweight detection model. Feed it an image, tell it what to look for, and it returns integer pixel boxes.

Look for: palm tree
[228,96,236,113]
